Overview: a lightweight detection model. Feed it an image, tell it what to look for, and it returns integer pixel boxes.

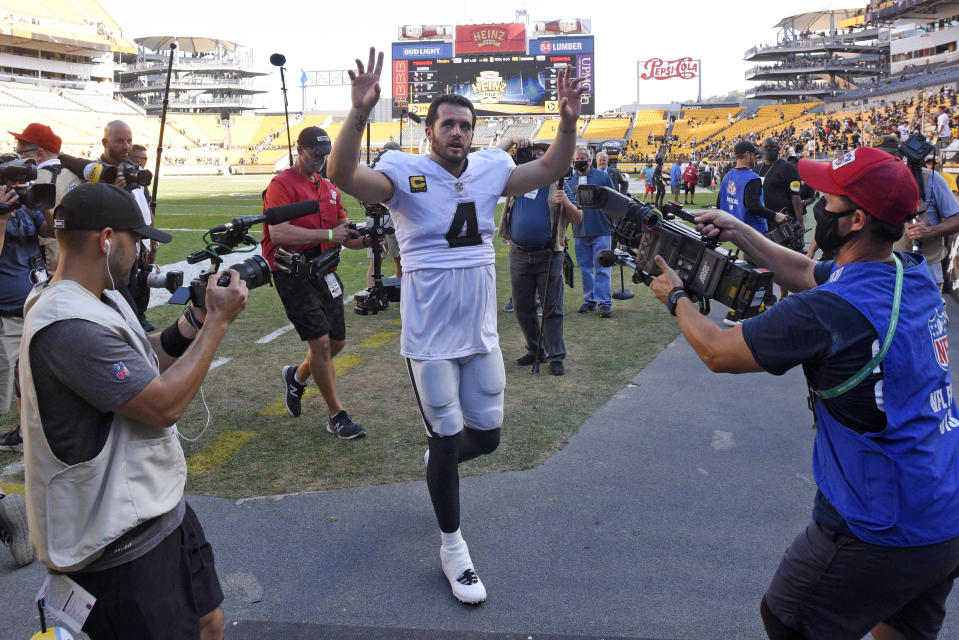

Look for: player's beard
[431,135,470,168]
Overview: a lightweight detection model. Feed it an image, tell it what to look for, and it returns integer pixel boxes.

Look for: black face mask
[764,148,779,162]
[813,197,859,254]
[574,160,589,172]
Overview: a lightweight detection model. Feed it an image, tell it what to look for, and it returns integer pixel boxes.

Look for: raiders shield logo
[929,309,949,370]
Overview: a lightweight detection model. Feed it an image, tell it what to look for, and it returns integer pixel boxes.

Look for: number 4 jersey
[374,148,515,360]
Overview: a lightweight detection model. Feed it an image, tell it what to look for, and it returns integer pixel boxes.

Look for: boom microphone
[209,200,319,233]
[407,111,422,123]
[597,249,618,268]
[270,53,286,67]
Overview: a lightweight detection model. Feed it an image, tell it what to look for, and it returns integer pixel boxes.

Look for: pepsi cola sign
[640,57,699,80]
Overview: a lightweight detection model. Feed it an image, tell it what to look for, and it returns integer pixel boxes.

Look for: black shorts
[765,520,959,640]
[684,182,695,194]
[73,504,223,640]
[272,268,346,342]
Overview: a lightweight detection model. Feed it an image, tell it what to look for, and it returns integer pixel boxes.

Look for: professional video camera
[352,202,401,315]
[168,200,320,308]
[0,158,56,214]
[764,219,805,253]
[899,132,935,166]
[273,245,343,299]
[577,185,774,318]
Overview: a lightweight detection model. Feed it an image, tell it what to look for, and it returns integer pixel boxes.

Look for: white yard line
[209,357,232,371]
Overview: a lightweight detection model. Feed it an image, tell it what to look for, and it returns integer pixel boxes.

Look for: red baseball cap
[798,147,918,226]
[9,123,62,154]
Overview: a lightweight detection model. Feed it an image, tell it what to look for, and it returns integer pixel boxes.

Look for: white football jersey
[375,149,514,271]
[375,149,514,360]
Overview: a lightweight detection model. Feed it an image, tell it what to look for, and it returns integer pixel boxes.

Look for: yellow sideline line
[187,430,257,476]
[257,354,364,417]
[0,482,24,496]
[357,331,398,349]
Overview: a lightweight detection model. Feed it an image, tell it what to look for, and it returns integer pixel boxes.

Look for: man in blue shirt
[0,177,53,452]
[499,139,581,375]
[651,147,959,640]
[669,159,683,202]
[872,135,959,290]
[563,147,615,317]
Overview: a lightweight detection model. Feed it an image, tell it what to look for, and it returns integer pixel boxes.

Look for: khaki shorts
[0,315,23,414]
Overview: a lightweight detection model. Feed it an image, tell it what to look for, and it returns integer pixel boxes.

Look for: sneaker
[282,365,306,418]
[536,303,543,317]
[516,352,545,366]
[723,310,743,327]
[578,303,595,313]
[327,410,366,440]
[0,494,34,568]
[503,298,514,312]
[599,305,612,318]
[0,426,22,452]
[549,360,565,376]
[441,538,487,604]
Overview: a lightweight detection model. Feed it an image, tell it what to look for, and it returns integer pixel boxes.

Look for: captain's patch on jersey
[409,175,428,192]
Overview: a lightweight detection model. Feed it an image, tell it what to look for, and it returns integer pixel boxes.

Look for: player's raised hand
[348,47,384,113]
[557,67,587,122]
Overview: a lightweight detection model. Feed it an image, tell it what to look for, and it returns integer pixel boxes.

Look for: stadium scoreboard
[391,34,594,118]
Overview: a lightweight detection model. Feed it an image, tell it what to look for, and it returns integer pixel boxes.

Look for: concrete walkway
[3,299,959,640]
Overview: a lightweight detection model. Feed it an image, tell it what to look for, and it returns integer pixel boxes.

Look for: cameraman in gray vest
[873,134,959,290]
[21,183,248,639]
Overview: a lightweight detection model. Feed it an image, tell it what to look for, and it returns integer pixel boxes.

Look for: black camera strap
[811,253,903,400]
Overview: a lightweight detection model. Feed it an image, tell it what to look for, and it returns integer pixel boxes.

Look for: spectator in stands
[500,139,579,375]
[263,127,370,439]
[643,162,656,203]
[10,123,67,273]
[669,158,683,202]
[935,105,953,155]
[0,161,54,454]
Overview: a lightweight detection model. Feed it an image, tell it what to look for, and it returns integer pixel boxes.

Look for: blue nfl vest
[812,253,959,546]
[719,168,767,232]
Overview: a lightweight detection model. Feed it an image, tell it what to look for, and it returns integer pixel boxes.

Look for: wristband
[667,286,689,316]
[328,229,333,242]
[160,320,193,357]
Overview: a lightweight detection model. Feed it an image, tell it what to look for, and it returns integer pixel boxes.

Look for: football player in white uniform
[328,48,585,604]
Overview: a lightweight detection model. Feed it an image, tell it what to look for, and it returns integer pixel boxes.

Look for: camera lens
[223,255,271,290]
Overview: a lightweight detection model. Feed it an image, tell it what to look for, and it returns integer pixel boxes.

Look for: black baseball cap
[297,126,332,155]
[734,141,759,155]
[54,182,171,243]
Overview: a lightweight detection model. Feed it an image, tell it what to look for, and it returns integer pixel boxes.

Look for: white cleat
[441,538,487,604]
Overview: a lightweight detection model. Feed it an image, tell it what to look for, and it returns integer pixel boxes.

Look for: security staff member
[716,141,786,324]
[757,137,804,228]
[651,147,959,640]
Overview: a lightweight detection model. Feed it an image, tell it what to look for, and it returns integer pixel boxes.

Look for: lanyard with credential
[810,253,903,400]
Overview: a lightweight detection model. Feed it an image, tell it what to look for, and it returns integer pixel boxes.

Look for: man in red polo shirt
[261,127,370,439]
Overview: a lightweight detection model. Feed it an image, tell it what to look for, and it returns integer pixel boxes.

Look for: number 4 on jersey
[445,201,481,248]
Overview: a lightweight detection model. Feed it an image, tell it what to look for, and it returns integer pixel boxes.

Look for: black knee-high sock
[427,433,462,533]
[457,427,500,463]
[427,429,502,533]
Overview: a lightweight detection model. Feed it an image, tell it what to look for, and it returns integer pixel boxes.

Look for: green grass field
[1,176,704,499]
